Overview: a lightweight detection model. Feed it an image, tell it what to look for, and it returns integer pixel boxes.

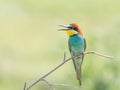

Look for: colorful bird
[59,23,86,85]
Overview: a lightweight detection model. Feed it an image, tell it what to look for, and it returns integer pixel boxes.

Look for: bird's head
[59,23,83,36]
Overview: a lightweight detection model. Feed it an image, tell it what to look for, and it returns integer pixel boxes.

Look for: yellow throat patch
[67,30,77,36]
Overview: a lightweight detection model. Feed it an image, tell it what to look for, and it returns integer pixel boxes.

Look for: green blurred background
[0,0,120,90]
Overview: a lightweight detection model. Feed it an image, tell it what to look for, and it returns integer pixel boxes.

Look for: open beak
[58,25,70,31]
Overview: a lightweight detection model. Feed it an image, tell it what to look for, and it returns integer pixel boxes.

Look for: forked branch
[23,51,113,90]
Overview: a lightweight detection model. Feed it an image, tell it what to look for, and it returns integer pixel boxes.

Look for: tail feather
[79,79,81,86]
[72,55,83,86]
[76,66,82,86]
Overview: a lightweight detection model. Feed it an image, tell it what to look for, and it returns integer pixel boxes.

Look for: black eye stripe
[67,26,77,31]
[67,26,73,29]
[73,27,77,31]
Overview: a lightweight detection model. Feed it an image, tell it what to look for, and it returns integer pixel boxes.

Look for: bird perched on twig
[59,23,86,85]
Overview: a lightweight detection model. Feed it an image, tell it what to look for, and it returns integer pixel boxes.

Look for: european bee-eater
[59,23,86,85]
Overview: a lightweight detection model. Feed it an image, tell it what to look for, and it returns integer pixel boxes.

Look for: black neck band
[70,34,77,37]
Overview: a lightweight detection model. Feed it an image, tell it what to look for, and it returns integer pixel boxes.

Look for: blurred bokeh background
[0,0,120,90]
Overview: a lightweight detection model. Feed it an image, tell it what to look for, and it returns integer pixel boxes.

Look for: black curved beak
[58,25,70,31]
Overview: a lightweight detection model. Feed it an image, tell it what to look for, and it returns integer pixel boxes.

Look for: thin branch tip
[84,51,113,59]
[23,82,27,90]
[63,51,66,61]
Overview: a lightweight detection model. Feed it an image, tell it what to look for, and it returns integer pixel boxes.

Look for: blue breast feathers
[69,34,85,54]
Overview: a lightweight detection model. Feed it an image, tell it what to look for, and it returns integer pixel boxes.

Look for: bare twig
[63,51,66,61]
[25,51,69,90]
[23,82,26,90]
[24,51,113,90]
[84,51,113,59]
[42,79,55,90]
